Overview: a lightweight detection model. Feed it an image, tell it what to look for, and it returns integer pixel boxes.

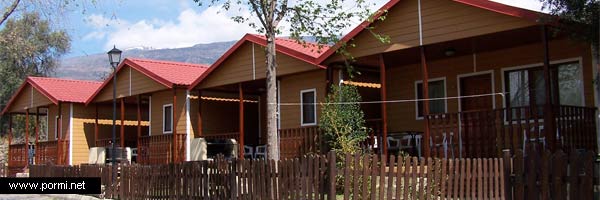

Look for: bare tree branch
[0,0,21,26]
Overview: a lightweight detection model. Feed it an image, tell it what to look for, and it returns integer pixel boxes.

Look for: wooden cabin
[188,34,337,159]
[320,0,599,158]
[85,58,209,164]
[1,77,102,176]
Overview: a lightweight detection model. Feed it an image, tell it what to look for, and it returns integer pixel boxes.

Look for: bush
[319,84,369,192]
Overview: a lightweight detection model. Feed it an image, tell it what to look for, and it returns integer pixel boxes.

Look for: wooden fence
[29,150,596,199]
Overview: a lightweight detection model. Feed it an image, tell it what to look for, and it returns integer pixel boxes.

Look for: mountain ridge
[56,40,237,81]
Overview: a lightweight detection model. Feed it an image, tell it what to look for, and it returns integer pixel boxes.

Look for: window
[54,116,59,140]
[415,79,446,119]
[504,61,583,110]
[163,104,173,133]
[300,89,316,126]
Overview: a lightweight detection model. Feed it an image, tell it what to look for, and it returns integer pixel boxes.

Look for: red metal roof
[188,34,330,89]
[315,0,545,64]
[1,77,102,114]
[85,58,209,105]
[125,58,209,86]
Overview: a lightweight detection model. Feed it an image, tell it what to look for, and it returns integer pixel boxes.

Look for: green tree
[0,12,70,137]
[193,0,384,160]
[319,84,368,193]
[319,84,368,155]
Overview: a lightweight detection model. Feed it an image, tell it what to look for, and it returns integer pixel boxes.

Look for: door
[459,73,494,157]
[460,74,493,111]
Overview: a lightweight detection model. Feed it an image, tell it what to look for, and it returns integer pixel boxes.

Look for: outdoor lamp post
[107,46,121,184]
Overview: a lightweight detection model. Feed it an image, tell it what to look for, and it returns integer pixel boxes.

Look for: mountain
[56,41,237,80]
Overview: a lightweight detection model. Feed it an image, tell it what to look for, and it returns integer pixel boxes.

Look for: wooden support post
[137,95,142,152]
[94,104,98,147]
[239,83,245,158]
[120,98,125,148]
[541,25,556,151]
[25,109,29,167]
[379,54,388,157]
[327,151,337,199]
[57,103,62,165]
[420,46,431,158]
[8,114,12,167]
[35,107,39,164]
[197,90,203,137]
[172,88,177,163]
[502,149,513,200]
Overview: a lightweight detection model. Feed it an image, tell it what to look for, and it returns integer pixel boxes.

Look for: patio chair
[388,135,415,155]
[244,145,254,159]
[255,145,267,159]
[523,126,547,154]
[386,137,401,154]
[414,134,422,158]
[430,133,449,159]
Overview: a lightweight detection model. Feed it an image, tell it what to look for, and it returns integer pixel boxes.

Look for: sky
[63,0,545,58]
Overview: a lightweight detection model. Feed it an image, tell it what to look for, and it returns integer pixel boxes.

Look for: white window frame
[414,77,447,120]
[500,57,584,109]
[54,115,59,140]
[300,88,317,126]
[163,104,173,134]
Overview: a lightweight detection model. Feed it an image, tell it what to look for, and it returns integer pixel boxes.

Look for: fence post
[503,149,512,200]
[230,159,237,200]
[328,151,336,200]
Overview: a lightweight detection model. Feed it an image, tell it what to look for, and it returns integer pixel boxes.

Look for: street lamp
[107,45,121,185]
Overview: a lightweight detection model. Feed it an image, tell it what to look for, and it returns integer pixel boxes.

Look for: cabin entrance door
[460,73,493,112]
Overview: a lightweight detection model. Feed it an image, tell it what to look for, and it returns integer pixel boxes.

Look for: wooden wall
[6,84,53,113]
[279,70,327,129]
[149,89,187,137]
[198,42,319,89]
[94,66,167,102]
[384,38,594,132]
[326,0,536,63]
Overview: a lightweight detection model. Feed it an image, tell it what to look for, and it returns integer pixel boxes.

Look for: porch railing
[279,126,322,159]
[203,132,240,141]
[427,105,597,158]
[8,143,27,168]
[95,138,120,148]
[201,127,323,159]
[137,134,186,164]
[35,140,57,165]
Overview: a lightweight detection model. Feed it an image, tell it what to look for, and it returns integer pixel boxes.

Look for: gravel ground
[0,194,101,200]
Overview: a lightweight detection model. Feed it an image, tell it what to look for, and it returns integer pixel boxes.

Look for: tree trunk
[594,44,600,152]
[265,32,280,161]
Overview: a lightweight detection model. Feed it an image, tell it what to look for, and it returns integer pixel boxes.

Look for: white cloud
[491,0,546,12]
[85,6,258,50]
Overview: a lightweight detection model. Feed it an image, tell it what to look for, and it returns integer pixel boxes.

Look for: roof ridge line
[129,57,209,68]
[29,76,103,84]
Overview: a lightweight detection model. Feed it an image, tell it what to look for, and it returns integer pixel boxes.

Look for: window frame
[162,104,173,134]
[54,115,59,140]
[501,57,584,109]
[300,88,317,126]
[414,77,448,120]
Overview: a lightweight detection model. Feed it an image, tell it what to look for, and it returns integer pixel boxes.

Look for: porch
[335,24,600,158]
[195,78,325,159]
[427,105,597,158]
[91,93,186,164]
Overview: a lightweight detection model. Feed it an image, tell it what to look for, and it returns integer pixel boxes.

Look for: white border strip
[185,91,191,161]
[68,103,73,165]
